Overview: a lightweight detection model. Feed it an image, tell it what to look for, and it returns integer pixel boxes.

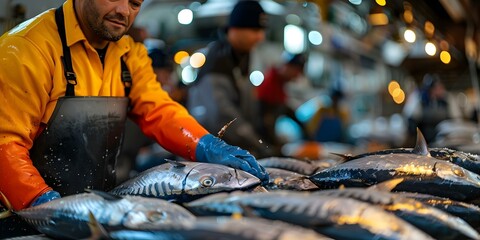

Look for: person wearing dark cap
[187,0,273,158]
[256,51,307,147]
[403,73,462,143]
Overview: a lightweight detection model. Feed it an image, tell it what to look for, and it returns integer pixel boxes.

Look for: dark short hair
[228,1,267,29]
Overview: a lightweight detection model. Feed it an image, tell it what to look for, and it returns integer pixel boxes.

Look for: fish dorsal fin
[251,186,269,193]
[367,178,404,192]
[85,189,123,201]
[329,152,353,162]
[165,159,186,168]
[87,210,109,239]
[413,128,430,156]
[0,191,13,219]
[0,191,12,210]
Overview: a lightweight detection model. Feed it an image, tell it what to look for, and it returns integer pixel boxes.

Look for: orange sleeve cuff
[0,142,51,210]
[137,107,209,161]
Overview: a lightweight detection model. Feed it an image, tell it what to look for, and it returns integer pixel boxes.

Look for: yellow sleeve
[0,35,54,210]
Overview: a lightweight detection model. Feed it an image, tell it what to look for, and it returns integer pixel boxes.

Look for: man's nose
[116,0,130,17]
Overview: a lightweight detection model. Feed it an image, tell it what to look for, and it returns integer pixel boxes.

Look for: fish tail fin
[87,210,109,240]
[85,189,123,201]
[0,191,13,219]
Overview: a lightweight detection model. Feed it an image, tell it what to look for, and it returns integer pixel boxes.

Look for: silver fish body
[309,153,480,201]
[95,216,331,240]
[314,188,480,240]
[109,161,260,202]
[15,192,196,239]
[348,147,480,175]
[258,157,320,175]
[186,191,434,240]
[399,191,480,228]
[265,167,319,191]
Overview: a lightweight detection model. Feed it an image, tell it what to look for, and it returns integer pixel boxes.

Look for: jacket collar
[63,0,130,55]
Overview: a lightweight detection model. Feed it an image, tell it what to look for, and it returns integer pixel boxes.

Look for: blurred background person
[306,88,350,143]
[187,0,274,158]
[402,73,463,144]
[256,51,307,150]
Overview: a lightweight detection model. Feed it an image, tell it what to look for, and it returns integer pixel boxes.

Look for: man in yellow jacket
[0,0,268,217]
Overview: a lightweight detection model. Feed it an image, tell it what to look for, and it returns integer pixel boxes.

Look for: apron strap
[121,59,132,97]
[54,6,132,98]
[55,6,76,97]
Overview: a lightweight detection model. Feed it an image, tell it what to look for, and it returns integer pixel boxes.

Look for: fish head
[434,161,480,188]
[183,163,261,196]
[122,196,196,228]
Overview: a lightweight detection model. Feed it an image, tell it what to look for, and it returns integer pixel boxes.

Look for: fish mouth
[232,169,262,189]
[199,169,261,194]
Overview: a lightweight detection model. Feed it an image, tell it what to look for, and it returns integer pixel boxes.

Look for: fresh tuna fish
[314,179,480,240]
[341,129,480,175]
[185,191,434,240]
[258,157,321,175]
[88,213,331,240]
[109,161,261,202]
[2,190,196,239]
[309,130,480,201]
[350,148,480,173]
[264,168,319,191]
[399,191,480,228]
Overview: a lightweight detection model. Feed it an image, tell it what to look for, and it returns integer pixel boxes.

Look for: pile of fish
[3,129,480,239]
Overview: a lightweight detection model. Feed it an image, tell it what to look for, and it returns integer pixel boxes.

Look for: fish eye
[451,166,465,177]
[200,176,215,187]
[148,211,166,222]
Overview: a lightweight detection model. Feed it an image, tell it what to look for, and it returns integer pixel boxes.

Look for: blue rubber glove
[30,190,61,207]
[196,134,269,184]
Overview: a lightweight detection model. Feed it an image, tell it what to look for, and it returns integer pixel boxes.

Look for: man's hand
[196,134,269,184]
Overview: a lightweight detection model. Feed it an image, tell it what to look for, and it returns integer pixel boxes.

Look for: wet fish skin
[399,191,480,229]
[348,147,480,175]
[309,153,480,201]
[91,216,331,240]
[258,157,320,175]
[186,191,434,240]
[314,187,480,240]
[109,161,261,202]
[14,192,196,239]
[264,167,319,191]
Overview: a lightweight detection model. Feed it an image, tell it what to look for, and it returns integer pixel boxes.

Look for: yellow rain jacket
[0,0,208,210]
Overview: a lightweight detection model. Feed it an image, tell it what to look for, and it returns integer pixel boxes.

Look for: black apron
[0,6,131,237]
